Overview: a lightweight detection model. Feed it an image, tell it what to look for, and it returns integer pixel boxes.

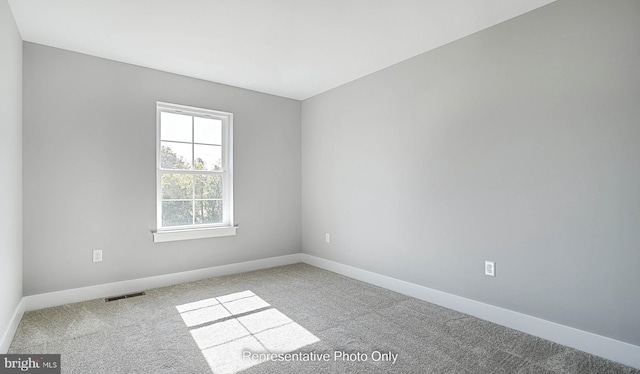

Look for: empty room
[1,0,639,373]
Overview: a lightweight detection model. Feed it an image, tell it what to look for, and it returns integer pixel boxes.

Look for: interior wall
[0,0,23,347]
[23,43,301,295]
[302,0,640,346]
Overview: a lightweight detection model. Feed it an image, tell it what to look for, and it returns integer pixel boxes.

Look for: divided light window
[156,102,233,232]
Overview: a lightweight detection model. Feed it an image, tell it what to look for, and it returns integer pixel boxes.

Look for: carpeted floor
[9,263,640,373]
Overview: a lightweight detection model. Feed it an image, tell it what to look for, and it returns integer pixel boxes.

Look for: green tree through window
[157,102,233,232]
[161,146,224,227]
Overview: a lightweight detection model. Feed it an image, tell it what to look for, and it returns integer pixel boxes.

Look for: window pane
[162,174,193,199]
[195,200,223,224]
[161,142,193,169]
[195,175,222,199]
[194,144,222,171]
[161,112,192,142]
[194,117,222,145]
[162,201,193,226]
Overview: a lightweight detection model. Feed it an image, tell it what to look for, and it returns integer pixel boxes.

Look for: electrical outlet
[325,233,330,243]
[93,250,103,263]
[485,261,495,277]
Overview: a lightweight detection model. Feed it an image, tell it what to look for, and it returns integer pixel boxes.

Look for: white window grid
[156,102,234,231]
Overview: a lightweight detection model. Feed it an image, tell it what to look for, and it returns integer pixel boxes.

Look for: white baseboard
[14,252,640,369]
[24,253,301,312]
[300,253,640,370]
[0,298,25,353]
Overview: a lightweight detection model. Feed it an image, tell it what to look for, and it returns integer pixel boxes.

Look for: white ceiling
[8,0,556,100]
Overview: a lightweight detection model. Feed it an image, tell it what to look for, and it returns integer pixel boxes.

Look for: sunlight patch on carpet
[176,290,319,374]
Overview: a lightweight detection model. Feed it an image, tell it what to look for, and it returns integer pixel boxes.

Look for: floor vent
[105,291,146,302]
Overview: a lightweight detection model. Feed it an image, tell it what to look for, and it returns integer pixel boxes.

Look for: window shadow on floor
[176,290,319,374]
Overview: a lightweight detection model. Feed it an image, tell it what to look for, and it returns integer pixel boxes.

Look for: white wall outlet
[325,233,330,243]
[485,261,495,277]
[93,249,103,262]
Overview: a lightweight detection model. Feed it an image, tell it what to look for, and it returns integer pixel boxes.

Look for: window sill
[153,226,237,243]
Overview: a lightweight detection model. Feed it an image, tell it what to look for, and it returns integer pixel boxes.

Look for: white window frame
[153,102,236,242]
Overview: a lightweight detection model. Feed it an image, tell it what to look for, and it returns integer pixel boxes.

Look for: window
[153,102,235,242]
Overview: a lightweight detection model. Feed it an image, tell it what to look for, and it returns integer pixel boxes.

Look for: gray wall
[302,0,640,345]
[0,0,23,348]
[23,43,301,295]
